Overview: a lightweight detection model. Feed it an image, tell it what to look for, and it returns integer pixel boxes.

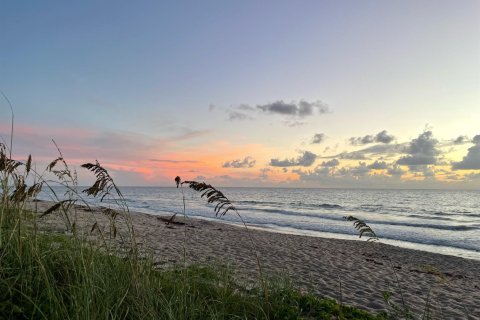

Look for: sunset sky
[1,0,479,188]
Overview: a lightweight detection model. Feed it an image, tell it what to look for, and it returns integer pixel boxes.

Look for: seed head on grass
[0,143,22,174]
[344,215,378,241]
[81,160,123,202]
[175,176,266,295]
[181,180,235,217]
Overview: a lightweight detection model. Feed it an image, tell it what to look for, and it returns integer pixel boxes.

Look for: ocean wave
[236,200,284,206]
[234,207,478,232]
[359,204,383,208]
[405,214,454,221]
[289,202,343,209]
[242,207,345,221]
[237,200,344,210]
[382,223,477,231]
[247,222,480,253]
[420,209,480,218]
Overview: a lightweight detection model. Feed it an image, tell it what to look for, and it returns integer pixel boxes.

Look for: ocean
[38,187,480,260]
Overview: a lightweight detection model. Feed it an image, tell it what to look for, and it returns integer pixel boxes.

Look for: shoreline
[30,200,480,318]
[98,204,480,262]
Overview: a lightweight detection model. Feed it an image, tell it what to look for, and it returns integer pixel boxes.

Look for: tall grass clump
[0,139,387,319]
[0,95,387,319]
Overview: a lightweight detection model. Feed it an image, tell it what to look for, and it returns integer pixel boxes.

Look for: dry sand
[29,200,480,319]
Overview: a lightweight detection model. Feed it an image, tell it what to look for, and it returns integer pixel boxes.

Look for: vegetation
[0,134,390,319]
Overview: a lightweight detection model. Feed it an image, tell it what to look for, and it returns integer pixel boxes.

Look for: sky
[1,0,479,188]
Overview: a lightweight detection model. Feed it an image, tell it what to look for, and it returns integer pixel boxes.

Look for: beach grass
[0,208,386,320]
[0,141,390,319]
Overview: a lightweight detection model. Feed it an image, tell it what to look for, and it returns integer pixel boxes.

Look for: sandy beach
[30,201,480,319]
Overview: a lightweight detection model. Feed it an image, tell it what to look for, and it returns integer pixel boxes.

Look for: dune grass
[0,139,390,319]
[0,207,386,320]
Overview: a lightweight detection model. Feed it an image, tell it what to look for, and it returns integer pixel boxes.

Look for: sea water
[38,187,480,260]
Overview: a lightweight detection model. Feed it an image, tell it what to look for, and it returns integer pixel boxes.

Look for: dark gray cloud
[349,130,395,145]
[474,135,480,145]
[311,133,326,144]
[270,151,317,167]
[453,135,469,145]
[396,131,439,167]
[334,143,405,161]
[376,130,395,144]
[360,144,405,155]
[213,99,329,124]
[321,159,339,167]
[452,134,480,170]
[387,165,406,176]
[349,135,374,145]
[338,151,368,160]
[257,100,329,117]
[350,162,370,176]
[292,166,332,180]
[367,160,388,170]
[222,156,256,168]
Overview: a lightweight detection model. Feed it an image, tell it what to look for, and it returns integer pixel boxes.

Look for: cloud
[421,166,435,178]
[292,166,333,180]
[212,99,329,124]
[321,159,339,167]
[311,133,325,144]
[227,111,253,121]
[338,151,368,160]
[222,156,256,168]
[349,135,374,145]
[270,151,317,167]
[238,104,255,111]
[259,168,271,179]
[335,143,404,161]
[375,130,395,144]
[387,165,406,176]
[453,135,469,145]
[465,172,480,180]
[284,120,308,127]
[350,162,370,176]
[349,130,395,145]
[452,134,480,170]
[208,104,254,121]
[171,129,212,141]
[396,131,439,168]
[367,160,388,170]
[257,100,329,117]
[474,135,480,145]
